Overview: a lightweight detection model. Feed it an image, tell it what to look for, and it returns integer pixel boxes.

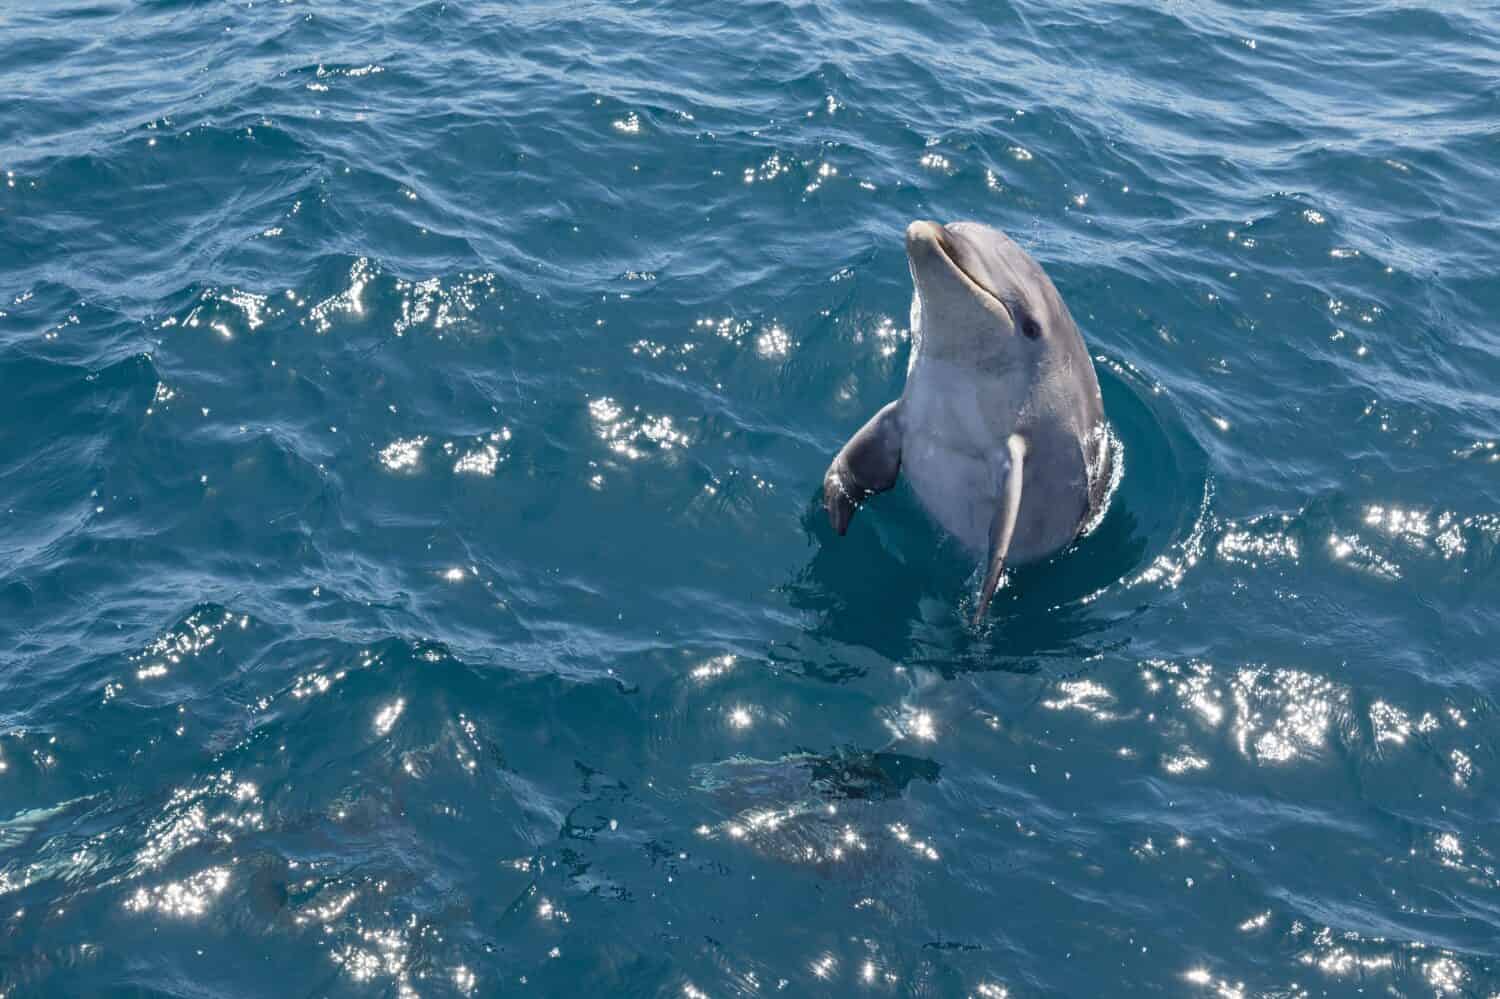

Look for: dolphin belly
[902,432,998,555]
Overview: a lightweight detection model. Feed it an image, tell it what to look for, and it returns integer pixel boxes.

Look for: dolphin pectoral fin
[824,401,903,535]
[974,434,1027,625]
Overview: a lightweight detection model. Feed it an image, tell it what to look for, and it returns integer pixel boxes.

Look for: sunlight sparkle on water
[1426,956,1466,995]
[587,396,688,459]
[1163,752,1210,774]
[1370,700,1411,745]
[1231,667,1344,764]
[454,443,500,476]
[1042,679,1115,719]
[306,257,373,332]
[373,698,405,736]
[888,705,937,742]
[1238,911,1271,932]
[1216,519,1300,566]
[755,324,792,359]
[331,925,417,998]
[379,436,427,472]
[1450,749,1473,786]
[691,654,735,681]
[125,866,230,918]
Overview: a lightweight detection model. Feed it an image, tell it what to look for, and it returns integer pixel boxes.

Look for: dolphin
[824,220,1113,624]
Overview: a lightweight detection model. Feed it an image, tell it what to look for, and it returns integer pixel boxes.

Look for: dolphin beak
[905,220,1013,329]
[905,220,952,262]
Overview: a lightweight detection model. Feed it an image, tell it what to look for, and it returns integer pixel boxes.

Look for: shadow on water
[777,356,1206,679]
[694,748,940,804]
[805,747,942,800]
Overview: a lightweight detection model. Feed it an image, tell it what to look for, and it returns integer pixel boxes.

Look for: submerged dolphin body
[824,220,1113,623]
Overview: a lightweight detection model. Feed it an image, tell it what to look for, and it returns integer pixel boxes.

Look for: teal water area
[3,1,1500,994]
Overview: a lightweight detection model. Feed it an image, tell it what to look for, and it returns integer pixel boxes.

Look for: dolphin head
[905,220,1055,364]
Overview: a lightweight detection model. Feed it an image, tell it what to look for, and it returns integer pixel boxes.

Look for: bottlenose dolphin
[824,220,1113,623]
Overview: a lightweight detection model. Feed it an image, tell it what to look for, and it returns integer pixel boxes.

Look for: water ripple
[4,0,1500,994]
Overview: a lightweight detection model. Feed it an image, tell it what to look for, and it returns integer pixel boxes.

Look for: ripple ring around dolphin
[783,345,1208,680]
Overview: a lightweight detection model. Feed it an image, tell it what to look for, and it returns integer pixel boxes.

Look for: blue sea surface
[4,1,1500,995]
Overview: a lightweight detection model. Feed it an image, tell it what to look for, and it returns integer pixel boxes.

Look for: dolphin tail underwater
[824,220,1112,625]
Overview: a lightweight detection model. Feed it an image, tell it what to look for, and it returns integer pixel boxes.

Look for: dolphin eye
[1011,302,1042,339]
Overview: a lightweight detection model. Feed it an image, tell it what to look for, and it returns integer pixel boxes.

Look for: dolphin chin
[825,218,1112,624]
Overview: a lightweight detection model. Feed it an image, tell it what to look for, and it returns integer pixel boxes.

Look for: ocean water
[3,0,1500,995]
